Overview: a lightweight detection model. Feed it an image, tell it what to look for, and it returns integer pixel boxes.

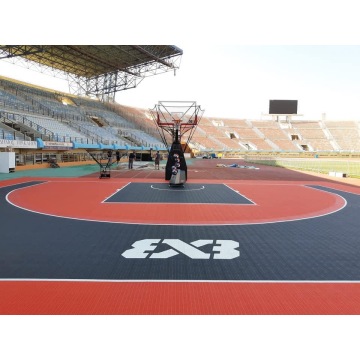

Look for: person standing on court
[128,151,135,169]
[107,149,112,161]
[116,150,120,164]
[154,151,160,170]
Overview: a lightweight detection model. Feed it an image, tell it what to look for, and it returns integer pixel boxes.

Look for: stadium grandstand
[2,73,360,169]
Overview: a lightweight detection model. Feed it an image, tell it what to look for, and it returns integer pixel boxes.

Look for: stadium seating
[1,76,360,154]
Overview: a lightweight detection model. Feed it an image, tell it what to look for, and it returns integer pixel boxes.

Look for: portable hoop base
[166,141,187,185]
[99,164,111,178]
[87,151,114,179]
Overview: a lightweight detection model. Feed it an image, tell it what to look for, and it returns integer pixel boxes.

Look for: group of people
[107,150,121,164]
[106,150,161,170]
[129,150,161,170]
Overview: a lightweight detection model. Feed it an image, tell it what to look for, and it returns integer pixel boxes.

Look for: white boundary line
[103,201,249,205]
[309,184,360,196]
[102,182,131,203]
[223,183,256,205]
[106,182,255,205]
[0,278,360,284]
[0,179,44,188]
[150,184,205,191]
[3,181,351,227]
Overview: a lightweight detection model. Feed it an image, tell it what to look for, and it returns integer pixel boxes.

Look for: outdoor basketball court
[0,158,359,314]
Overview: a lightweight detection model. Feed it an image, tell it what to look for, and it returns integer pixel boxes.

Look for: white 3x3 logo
[122,239,240,259]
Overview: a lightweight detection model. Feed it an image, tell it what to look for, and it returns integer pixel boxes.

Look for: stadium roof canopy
[0,45,183,100]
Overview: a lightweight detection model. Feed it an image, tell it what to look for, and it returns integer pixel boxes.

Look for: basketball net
[173,119,182,131]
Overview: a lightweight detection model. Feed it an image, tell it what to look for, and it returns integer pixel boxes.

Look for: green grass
[0,164,99,180]
[246,157,360,178]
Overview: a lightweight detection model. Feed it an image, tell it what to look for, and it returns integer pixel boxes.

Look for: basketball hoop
[150,101,204,145]
[149,101,205,182]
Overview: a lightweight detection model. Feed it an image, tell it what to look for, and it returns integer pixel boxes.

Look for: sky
[117,44,360,120]
[2,1,360,122]
[3,45,360,121]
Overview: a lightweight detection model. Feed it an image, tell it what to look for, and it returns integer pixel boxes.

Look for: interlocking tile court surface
[1,158,360,314]
[104,182,254,204]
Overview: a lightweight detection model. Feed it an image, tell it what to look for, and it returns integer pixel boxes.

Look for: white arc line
[150,185,205,191]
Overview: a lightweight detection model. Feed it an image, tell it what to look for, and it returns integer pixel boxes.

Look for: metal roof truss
[0,45,183,101]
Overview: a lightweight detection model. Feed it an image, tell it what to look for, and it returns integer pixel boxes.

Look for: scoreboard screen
[269,100,298,114]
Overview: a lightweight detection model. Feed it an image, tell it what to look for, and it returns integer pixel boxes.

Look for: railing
[16,152,95,166]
